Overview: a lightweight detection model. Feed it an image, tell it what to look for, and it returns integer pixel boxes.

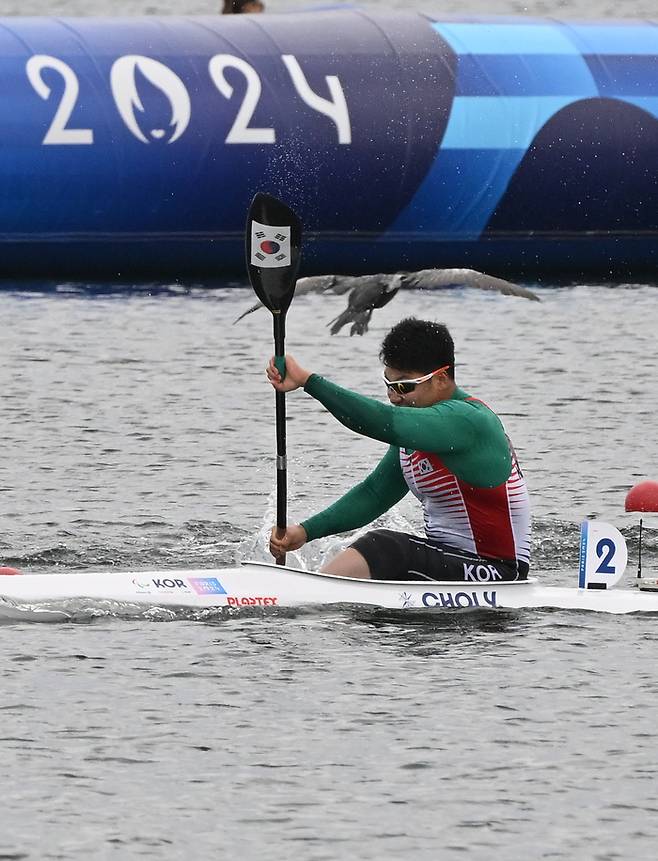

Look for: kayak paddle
[245,193,302,565]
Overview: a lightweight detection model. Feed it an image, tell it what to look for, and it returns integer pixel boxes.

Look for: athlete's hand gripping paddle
[245,193,302,565]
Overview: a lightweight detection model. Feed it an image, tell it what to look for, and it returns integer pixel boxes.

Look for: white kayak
[1,559,658,622]
[0,520,652,622]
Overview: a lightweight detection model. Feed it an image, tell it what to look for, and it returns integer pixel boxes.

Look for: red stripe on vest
[454,476,516,560]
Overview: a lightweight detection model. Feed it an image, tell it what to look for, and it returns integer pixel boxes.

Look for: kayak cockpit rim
[241,559,539,587]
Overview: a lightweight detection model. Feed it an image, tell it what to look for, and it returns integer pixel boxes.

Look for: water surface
[1,282,658,859]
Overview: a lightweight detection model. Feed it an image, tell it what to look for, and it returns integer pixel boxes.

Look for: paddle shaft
[245,193,302,568]
[273,312,287,565]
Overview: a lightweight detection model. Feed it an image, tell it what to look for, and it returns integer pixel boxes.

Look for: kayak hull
[1,562,657,621]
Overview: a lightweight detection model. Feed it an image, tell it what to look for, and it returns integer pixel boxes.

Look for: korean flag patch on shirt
[250,221,291,268]
[418,458,433,475]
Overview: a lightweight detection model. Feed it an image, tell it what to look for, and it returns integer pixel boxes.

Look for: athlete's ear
[434,369,453,394]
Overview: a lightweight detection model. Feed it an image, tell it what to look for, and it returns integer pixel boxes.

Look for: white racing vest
[399,447,531,564]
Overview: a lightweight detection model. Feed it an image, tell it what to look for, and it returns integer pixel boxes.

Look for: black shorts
[350,529,528,583]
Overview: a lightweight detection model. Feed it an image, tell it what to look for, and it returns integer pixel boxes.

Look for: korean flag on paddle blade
[250,221,291,269]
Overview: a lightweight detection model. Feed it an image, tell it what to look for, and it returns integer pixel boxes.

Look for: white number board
[579,521,628,590]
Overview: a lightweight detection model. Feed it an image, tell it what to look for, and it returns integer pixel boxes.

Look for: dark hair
[379,317,455,379]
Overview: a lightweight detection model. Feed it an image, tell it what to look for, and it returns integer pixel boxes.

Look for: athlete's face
[383,366,453,407]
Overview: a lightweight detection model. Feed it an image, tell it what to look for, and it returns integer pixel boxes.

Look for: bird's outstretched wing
[402,268,540,301]
[233,274,340,323]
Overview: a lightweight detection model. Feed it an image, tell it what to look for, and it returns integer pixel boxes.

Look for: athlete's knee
[321,547,372,579]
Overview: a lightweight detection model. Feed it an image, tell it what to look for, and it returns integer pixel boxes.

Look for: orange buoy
[625,481,658,513]
[0,566,21,575]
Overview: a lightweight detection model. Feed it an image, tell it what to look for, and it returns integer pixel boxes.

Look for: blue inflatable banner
[0,13,656,278]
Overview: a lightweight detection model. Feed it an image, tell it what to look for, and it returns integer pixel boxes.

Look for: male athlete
[266,317,530,582]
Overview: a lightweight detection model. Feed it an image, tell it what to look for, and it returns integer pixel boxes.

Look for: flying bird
[234,268,540,334]
[327,273,403,335]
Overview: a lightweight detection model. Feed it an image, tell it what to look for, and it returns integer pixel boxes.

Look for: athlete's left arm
[304,374,475,453]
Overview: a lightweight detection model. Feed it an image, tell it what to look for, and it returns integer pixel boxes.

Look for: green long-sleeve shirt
[300,374,512,541]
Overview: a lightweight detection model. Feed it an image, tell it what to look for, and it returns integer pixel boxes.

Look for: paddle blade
[245,193,302,315]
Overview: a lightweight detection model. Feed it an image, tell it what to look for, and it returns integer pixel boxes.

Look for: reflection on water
[354,606,528,641]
